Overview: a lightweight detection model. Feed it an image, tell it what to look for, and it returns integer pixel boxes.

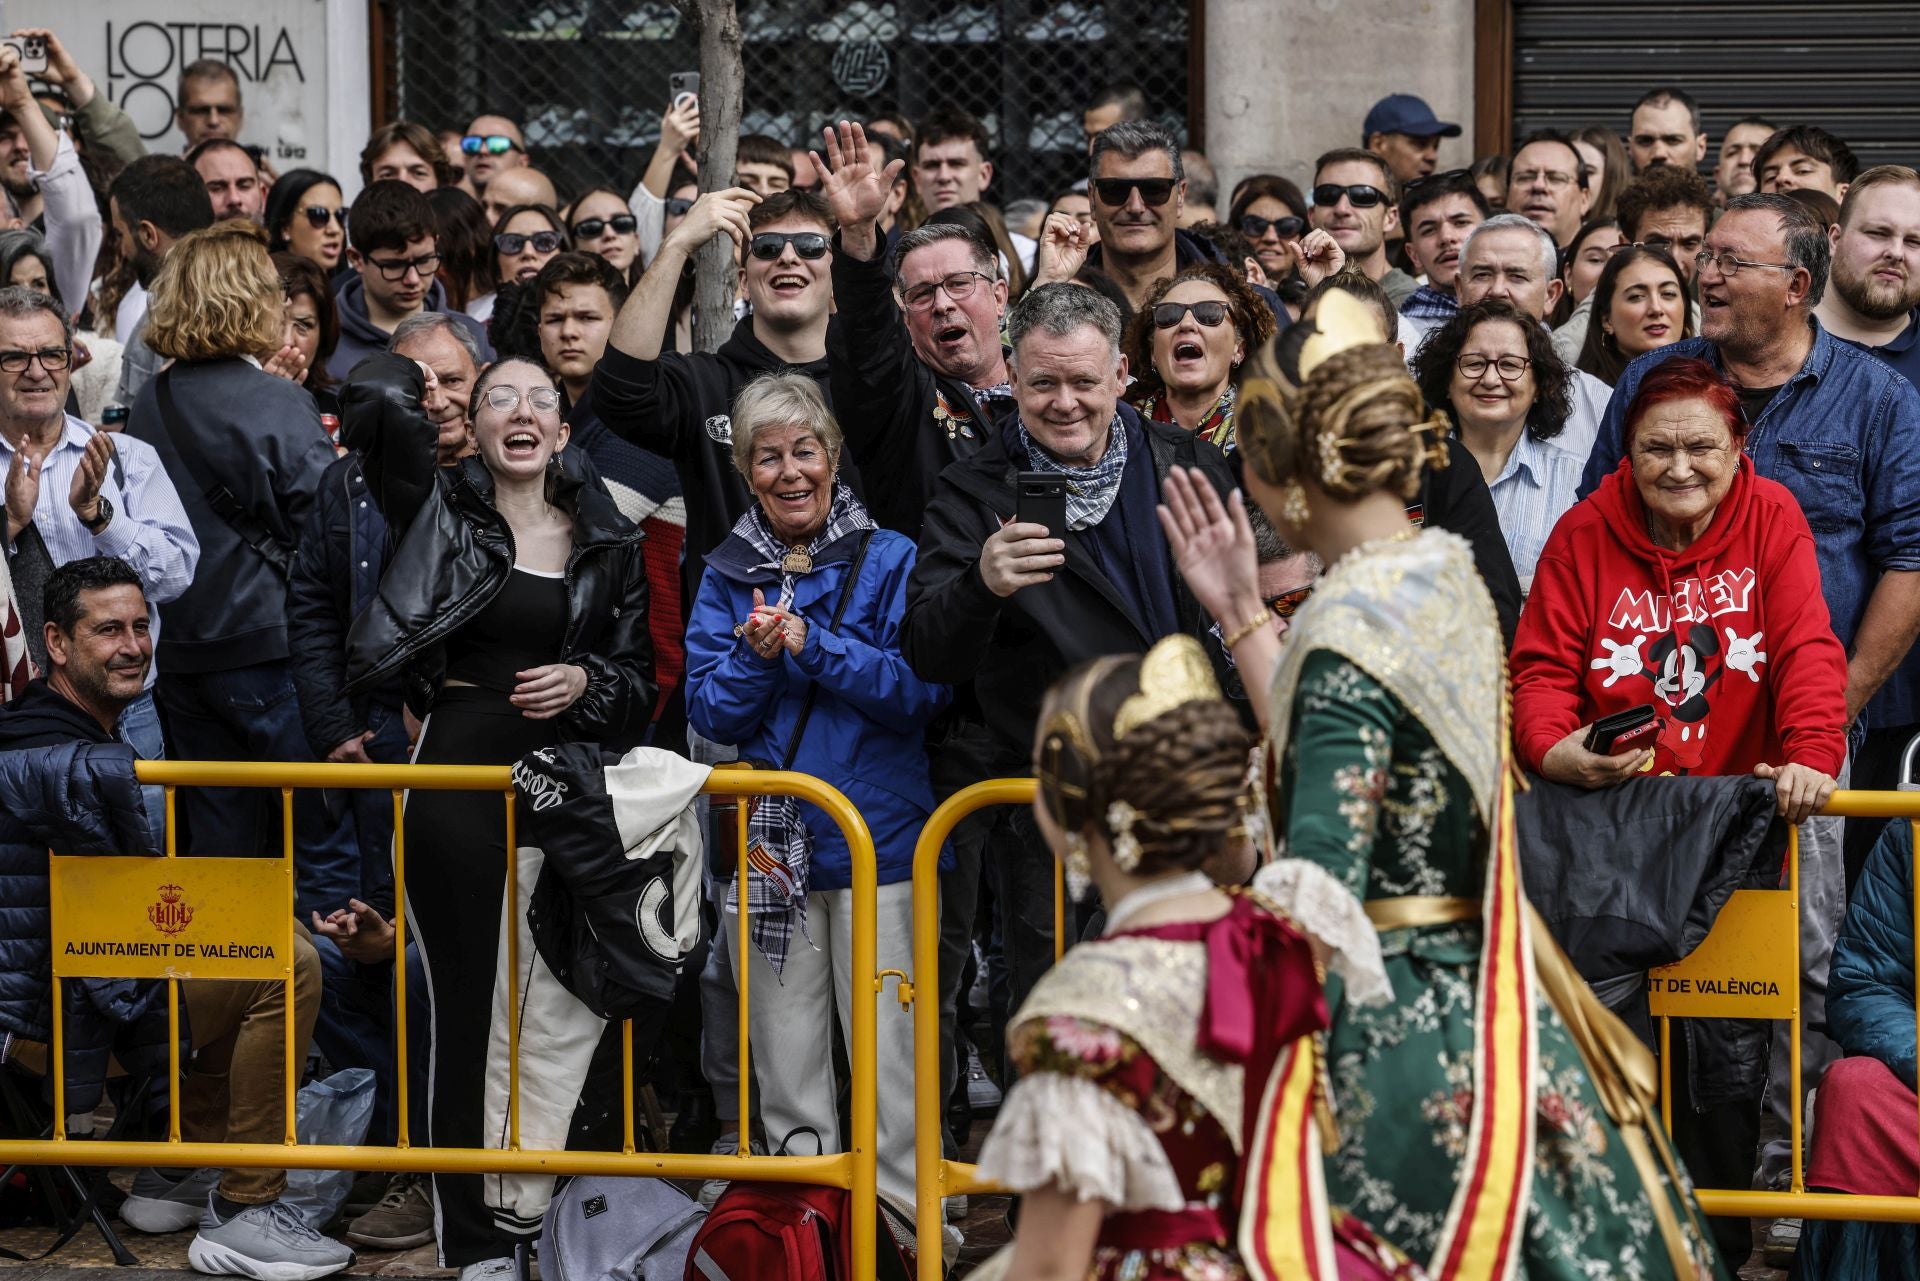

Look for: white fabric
[977,1071,1185,1211]
[467,291,496,324]
[1565,367,1612,464]
[114,282,147,345]
[742,880,919,1207]
[627,181,667,267]
[29,132,102,330]
[479,746,711,1227]
[1252,859,1394,1007]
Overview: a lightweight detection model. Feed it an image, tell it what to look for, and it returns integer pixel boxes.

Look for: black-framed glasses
[1152,300,1231,329]
[482,385,561,414]
[1456,354,1531,381]
[1311,183,1387,209]
[748,231,829,261]
[1267,584,1313,620]
[462,134,522,156]
[571,214,638,239]
[1091,177,1176,207]
[495,230,564,256]
[0,347,71,373]
[1240,213,1305,240]
[301,205,345,230]
[900,270,994,311]
[1693,249,1795,277]
[368,252,441,282]
[665,197,694,217]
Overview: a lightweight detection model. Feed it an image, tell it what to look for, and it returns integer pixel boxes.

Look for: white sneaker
[458,1258,516,1281]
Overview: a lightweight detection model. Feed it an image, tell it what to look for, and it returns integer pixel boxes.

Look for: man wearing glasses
[330,180,492,380]
[460,113,528,199]
[0,287,197,848]
[1578,195,1920,1230]
[1310,147,1419,310]
[1505,128,1592,250]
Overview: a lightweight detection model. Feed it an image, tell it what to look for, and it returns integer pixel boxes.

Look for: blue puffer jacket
[1828,820,1916,1089]
[685,516,951,889]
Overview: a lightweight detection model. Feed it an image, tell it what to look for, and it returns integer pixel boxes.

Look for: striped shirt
[1484,429,1585,594]
[0,414,200,685]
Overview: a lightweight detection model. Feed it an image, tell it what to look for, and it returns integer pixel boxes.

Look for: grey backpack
[539,1176,705,1281]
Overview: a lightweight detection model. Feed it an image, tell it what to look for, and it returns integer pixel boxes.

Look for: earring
[1281,481,1311,529]
[1063,832,1092,901]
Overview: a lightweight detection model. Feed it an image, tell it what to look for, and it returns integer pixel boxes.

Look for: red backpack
[683,1181,918,1281]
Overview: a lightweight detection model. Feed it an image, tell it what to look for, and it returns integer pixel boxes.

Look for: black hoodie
[593,316,857,610]
[0,679,115,750]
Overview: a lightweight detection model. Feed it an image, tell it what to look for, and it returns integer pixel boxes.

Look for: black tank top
[442,567,569,692]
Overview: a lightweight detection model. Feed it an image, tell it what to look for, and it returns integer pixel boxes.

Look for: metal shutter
[1510,1,1920,170]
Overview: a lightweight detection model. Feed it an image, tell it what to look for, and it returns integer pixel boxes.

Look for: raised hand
[979,521,1063,597]
[810,121,902,257]
[1156,465,1260,629]
[69,430,113,527]
[663,187,759,257]
[262,341,309,385]
[5,445,39,543]
[1287,228,1346,289]
[1031,212,1090,287]
[9,29,93,107]
[661,94,700,153]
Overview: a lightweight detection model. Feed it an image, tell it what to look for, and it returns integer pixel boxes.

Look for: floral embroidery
[1047,1016,1126,1065]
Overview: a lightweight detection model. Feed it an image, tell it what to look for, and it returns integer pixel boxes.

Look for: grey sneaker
[965,1041,1002,1114]
[344,1172,433,1249]
[121,1167,222,1233]
[1762,1217,1801,1269]
[697,1134,766,1209]
[188,1196,355,1280]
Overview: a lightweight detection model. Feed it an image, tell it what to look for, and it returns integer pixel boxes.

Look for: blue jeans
[312,933,430,1148]
[156,661,364,920]
[118,689,167,852]
[339,701,410,910]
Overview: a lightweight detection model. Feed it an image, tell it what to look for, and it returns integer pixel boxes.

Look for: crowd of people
[0,19,1917,1280]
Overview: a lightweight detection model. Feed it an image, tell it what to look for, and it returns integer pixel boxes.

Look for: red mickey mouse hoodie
[1511,455,1847,779]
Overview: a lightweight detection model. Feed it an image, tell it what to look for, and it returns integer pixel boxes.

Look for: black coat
[339,354,657,740]
[901,408,1236,767]
[825,234,1019,539]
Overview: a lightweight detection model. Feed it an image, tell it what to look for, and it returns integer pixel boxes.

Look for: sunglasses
[1152,300,1231,329]
[495,230,564,255]
[301,205,345,230]
[748,231,829,261]
[1239,213,1305,240]
[1311,183,1387,209]
[665,197,695,217]
[571,214,638,239]
[1267,585,1312,620]
[462,134,523,156]
[1091,177,1176,207]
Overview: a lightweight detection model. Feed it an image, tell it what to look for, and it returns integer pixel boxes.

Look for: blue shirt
[1838,307,1920,393]
[1577,321,1920,727]
[1484,429,1585,591]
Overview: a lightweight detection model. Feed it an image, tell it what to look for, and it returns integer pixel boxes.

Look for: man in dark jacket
[593,186,841,613]
[814,123,1017,539]
[901,284,1236,1015]
[330,180,492,381]
[0,557,343,1278]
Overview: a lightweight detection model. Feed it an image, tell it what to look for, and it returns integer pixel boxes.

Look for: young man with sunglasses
[459,113,527,197]
[594,186,841,614]
[1310,147,1419,310]
[330,180,492,380]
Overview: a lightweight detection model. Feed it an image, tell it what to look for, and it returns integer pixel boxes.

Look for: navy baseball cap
[1363,94,1463,143]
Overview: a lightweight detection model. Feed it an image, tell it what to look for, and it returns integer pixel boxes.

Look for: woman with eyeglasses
[264,169,347,274]
[340,351,655,1280]
[1576,245,1693,387]
[1411,296,1577,588]
[563,187,642,283]
[1122,261,1275,451]
[1226,173,1309,282]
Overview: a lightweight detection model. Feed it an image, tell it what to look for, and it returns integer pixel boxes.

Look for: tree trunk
[684,0,743,355]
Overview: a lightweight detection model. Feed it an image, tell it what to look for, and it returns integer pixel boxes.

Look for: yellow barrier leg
[912,806,946,1277]
[1659,1017,1671,1135]
[736,796,751,1157]
[282,788,297,1145]
[393,788,410,1148]
[51,981,65,1142]
[850,794,878,1281]
[505,790,520,1151]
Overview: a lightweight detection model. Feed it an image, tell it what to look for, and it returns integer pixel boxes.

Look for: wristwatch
[82,497,112,535]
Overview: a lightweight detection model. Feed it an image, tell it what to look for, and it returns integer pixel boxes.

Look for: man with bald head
[461,113,527,196]
[479,165,556,225]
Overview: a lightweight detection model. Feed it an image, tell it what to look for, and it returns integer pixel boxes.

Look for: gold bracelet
[1222,607,1274,650]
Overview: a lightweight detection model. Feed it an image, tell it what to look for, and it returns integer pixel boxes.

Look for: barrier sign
[1647,888,1796,1019]
[50,856,291,981]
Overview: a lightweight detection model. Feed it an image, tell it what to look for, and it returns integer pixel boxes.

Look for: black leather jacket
[340,353,657,740]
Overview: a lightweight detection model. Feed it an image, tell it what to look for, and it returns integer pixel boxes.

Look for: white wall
[1204,0,1478,200]
[15,0,371,196]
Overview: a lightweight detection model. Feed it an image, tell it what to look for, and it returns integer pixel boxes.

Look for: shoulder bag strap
[151,370,294,579]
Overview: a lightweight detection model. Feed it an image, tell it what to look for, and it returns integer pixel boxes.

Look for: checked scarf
[724,484,874,977]
[1018,412,1128,530]
[1400,283,1459,323]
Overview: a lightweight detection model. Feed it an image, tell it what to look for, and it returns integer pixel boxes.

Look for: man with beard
[0,42,100,329]
[107,156,214,406]
[189,138,268,224]
[1505,128,1591,250]
[1310,147,1417,309]
[1626,86,1707,172]
[1397,168,1488,343]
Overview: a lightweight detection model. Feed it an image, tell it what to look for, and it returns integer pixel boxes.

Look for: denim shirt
[1577,321,1920,728]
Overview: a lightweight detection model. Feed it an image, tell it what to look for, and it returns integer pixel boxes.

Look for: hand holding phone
[1015,471,1067,537]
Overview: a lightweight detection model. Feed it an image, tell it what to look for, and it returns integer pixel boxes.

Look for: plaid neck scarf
[1019,413,1129,531]
[723,482,875,976]
[1138,384,1236,452]
[1401,284,1459,322]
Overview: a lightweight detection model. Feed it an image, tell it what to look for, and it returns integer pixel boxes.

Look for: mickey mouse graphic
[1591,624,1768,772]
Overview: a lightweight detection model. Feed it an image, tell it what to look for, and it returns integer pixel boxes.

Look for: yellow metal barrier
[9,760,881,1279]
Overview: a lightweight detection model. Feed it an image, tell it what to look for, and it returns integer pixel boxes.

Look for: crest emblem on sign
[148,884,194,935]
[831,39,891,97]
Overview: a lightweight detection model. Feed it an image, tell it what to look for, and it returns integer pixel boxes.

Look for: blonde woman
[125,220,358,900]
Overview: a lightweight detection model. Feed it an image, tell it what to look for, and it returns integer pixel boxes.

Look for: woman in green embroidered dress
[1156,295,1724,1281]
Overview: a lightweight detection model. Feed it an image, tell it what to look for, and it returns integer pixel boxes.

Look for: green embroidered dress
[1253,529,1724,1281]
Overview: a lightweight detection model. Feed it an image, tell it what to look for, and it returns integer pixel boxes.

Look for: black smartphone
[668,72,700,109]
[1584,704,1660,755]
[1015,471,1068,538]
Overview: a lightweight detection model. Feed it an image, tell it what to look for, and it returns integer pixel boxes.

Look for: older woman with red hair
[1511,356,1847,820]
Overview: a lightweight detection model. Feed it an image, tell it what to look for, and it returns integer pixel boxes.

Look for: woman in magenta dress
[971,636,1420,1281]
